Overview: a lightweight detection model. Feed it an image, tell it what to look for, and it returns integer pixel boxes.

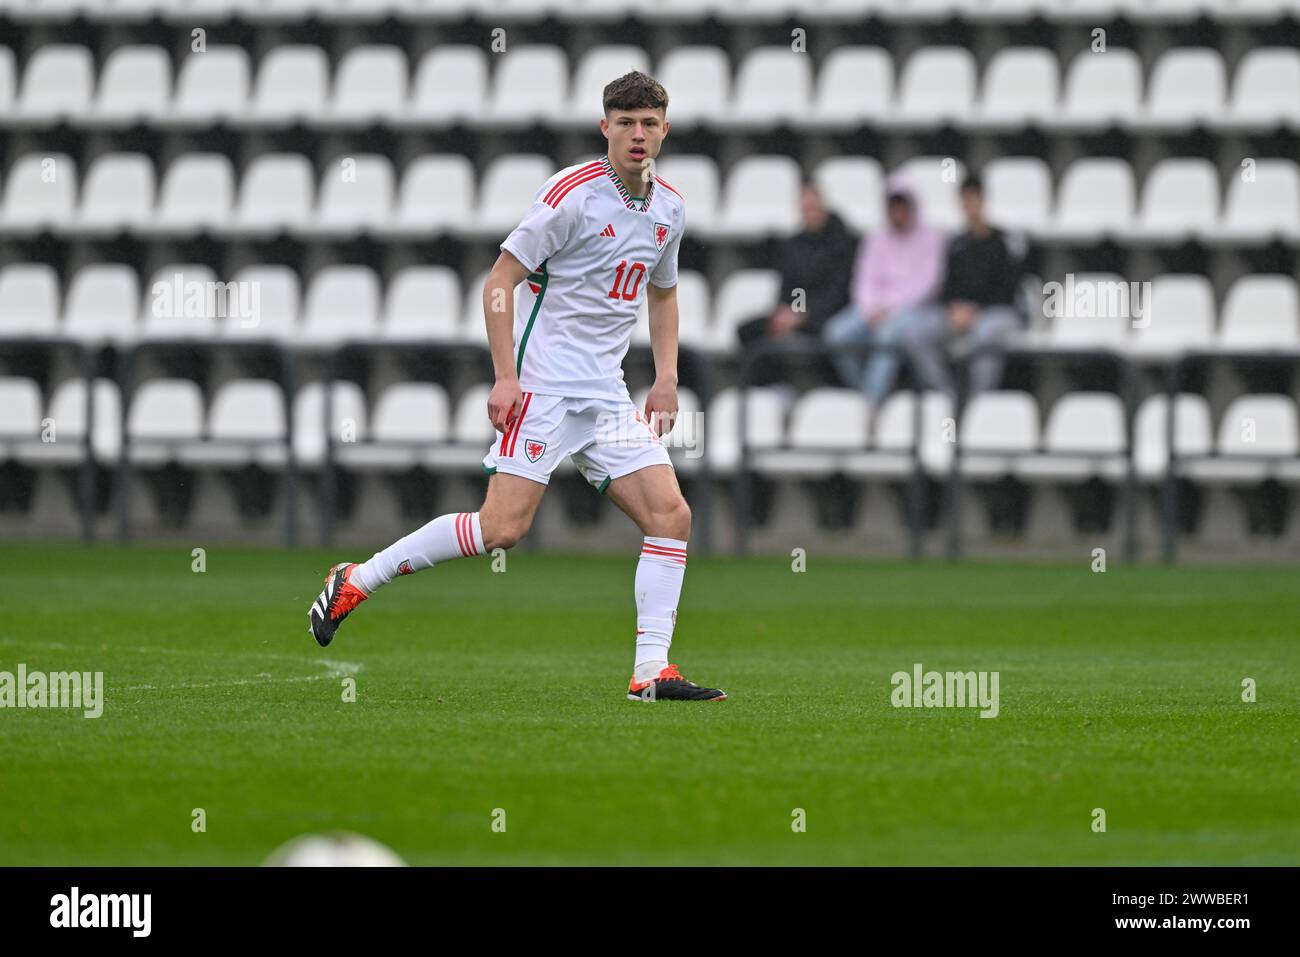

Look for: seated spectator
[906,173,1026,400]
[821,179,946,403]
[737,181,858,388]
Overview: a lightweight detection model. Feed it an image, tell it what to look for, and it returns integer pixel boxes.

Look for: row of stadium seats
[4,151,1298,241]
[3,375,1296,483]
[2,0,1295,24]
[3,263,1298,353]
[4,44,1298,131]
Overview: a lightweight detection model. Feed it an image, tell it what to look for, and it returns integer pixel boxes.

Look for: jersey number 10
[607,260,646,301]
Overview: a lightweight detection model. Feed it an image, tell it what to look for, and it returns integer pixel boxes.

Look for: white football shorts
[481,391,673,494]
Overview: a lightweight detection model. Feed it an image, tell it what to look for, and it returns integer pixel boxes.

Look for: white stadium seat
[805,47,892,127]
[293,381,368,467]
[1017,392,1127,481]
[484,45,568,125]
[75,153,155,234]
[1218,276,1300,349]
[327,45,408,124]
[1132,158,1220,241]
[710,269,781,353]
[984,158,1052,234]
[247,46,329,123]
[338,383,452,470]
[724,46,813,128]
[127,378,204,465]
[308,154,395,234]
[673,271,713,352]
[0,47,14,115]
[754,387,870,478]
[1184,395,1300,483]
[382,266,461,342]
[845,391,954,478]
[655,47,729,127]
[437,383,495,470]
[1223,48,1300,129]
[223,265,300,341]
[959,390,1040,478]
[562,46,651,124]
[16,45,93,121]
[229,153,315,234]
[1051,159,1136,240]
[1053,49,1143,129]
[300,267,381,345]
[1139,48,1226,129]
[405,47,488,125]
[151,154,236,234]
[16,378,122,465]
[468,154,555,236]
[1130,274,1216,355]
[652,156,719,238]
[0,377,43,445]
[63,265,140,344]
[976,47,1059,126]
[2,153,77,233]
[893,47,977,125]
[90,45,171,123]
[1133,393,1212,480]
[179,379,289,469]
[387,154,476,236]
[705,387,786,474]
[717,156,802,238]
[813,157,885,235]
[170,47,250,123]
[245,0,331,21]
[1221,159,1300,242]
[0,264,60,338]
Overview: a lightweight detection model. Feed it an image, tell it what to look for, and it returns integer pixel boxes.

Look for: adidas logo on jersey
[600,224,616,237]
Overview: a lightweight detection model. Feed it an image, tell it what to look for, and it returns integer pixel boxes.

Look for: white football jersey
[498,155,685,400]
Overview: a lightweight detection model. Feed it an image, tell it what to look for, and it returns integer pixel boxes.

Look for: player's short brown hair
[602,71,669,116]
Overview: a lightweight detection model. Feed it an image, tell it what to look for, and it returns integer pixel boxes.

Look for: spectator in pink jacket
[821,180,947,402]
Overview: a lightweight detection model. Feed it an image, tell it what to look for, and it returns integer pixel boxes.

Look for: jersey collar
[601,155,655,213]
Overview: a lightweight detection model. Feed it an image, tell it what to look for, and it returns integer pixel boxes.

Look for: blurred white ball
[263,831,406,867]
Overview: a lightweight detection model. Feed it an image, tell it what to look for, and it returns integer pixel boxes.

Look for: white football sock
[352,511,484,595]
[633,536,687,679]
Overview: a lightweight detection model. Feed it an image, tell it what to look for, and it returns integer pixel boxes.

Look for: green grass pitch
[1,543,1296,865]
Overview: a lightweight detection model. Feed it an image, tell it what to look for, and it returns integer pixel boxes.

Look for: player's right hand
[488,378,523,434]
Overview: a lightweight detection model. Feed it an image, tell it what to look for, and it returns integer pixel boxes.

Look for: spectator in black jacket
[904,173,1025,399]
[736,181,858,388]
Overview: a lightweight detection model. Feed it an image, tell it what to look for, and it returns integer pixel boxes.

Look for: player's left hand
[644,380,679,438]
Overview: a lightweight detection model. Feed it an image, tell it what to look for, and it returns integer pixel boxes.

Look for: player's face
[886,197,914,232]
[602,109,668,171]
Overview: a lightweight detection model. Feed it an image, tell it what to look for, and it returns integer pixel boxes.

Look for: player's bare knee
[479,507,531,551]
[651,496,691,540]
[483,518,529,551]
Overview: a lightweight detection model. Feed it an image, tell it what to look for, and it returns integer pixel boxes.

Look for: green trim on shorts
[515,260,548,376]
[482,465,497,475]
[597,475,612,495]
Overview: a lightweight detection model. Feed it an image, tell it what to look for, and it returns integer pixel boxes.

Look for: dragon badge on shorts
[523,438,546,463]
